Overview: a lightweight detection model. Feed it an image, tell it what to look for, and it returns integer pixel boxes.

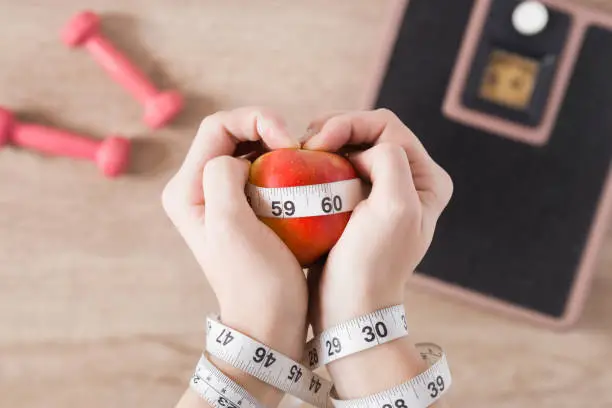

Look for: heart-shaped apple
[248,148,358,266]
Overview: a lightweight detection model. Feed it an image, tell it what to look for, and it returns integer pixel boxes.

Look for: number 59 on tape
[245,179,366,219]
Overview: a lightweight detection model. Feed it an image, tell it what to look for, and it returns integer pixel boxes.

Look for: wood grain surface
[1,1,611,407]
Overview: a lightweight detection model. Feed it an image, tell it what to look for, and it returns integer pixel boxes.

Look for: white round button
[512,1,549,36]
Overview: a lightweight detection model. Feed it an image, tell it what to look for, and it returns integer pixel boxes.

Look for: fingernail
[256,115,267,137]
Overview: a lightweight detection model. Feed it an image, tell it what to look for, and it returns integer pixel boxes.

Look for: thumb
[348,143,418,212]
[202,155,252,217]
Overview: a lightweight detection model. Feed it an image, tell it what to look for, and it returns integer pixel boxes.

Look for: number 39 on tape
[245,179,366,219]
[330,343,451,408]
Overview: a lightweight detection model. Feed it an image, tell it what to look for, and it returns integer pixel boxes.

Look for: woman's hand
[303,109,453,401]
[162,107,308,407]
[305,108,453,330]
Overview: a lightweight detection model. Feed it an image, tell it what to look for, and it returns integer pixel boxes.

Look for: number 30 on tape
[303,305,409,370]
[245,179,366,218]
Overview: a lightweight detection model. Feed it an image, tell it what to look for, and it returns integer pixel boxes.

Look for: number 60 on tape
[245,179,366,219]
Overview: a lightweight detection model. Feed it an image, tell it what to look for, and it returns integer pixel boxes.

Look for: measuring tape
[190,353,265,408]
[206,315,333,408]
[244,178,367,218]
[302,305,409,370]
[330,343,451,408]
[201,306,451,408]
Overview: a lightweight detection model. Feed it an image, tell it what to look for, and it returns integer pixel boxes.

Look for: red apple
[249,148,358,265]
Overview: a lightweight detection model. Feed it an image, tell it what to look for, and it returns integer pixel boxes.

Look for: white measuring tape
[302,305,409,370]
[244,178,367,218]
[190,353,265,408]
[201,306,451,408]
[330,343,451,408]
[206,315,333,408]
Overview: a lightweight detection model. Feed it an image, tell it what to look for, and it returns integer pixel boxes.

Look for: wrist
[313,288,405,335]
[202,308,308,408]
[219,305,307,361]
[327,336,428,400]
[311,293,431,401]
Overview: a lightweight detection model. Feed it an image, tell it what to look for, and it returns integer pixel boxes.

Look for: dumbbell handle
[12,123,101,160]
[61,11,183,129]
[0,106,129,177]
[85,35,157,104]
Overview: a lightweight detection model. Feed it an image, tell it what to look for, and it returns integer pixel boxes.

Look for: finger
[304,110,349,137]
[303,108,420,153]
[202,155,253,219]
[303,110,370,155]
[348,143,419,214]
[304,109,452,214]
[175,107,298,207]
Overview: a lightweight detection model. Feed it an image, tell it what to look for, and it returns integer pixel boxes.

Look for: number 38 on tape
[245,179,366,219]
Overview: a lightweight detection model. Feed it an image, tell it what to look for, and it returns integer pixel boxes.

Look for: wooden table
[1,1,611,407]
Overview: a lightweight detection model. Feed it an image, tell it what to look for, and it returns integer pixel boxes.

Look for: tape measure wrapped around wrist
[302,305,410,370]
[329,343,452,408]
[201,306,452,408]
[246,149,368,266]
[205,314,333,408]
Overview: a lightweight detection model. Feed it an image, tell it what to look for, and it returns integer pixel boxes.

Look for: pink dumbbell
[61,11,184,129]
[0,107,130,178]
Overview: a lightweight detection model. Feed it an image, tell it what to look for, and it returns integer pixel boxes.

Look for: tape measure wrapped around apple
[246,148,366,266]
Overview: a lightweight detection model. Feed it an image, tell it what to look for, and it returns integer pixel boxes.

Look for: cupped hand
[302,109,454,333]
[161,107,308,359]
